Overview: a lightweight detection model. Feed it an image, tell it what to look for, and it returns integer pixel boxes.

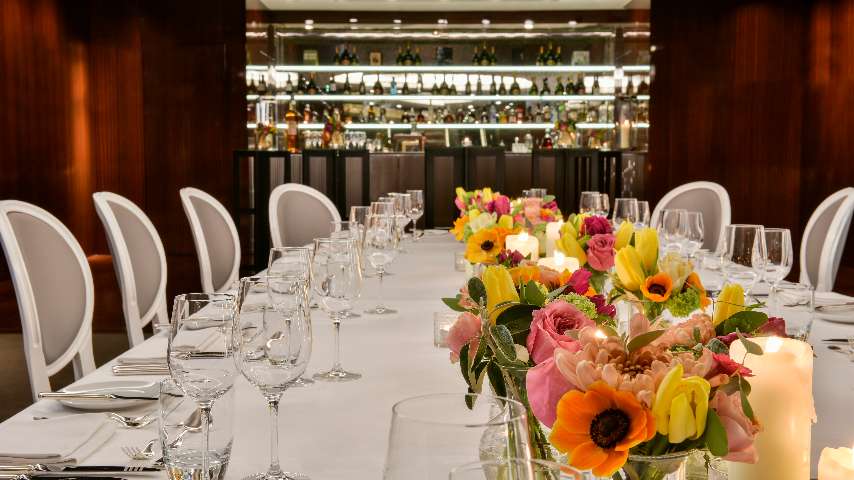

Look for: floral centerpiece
[553,214,618,293]
[509,194,563,231]
[610,223,711,320]
[451,188,514,243]
[444,261,780,479]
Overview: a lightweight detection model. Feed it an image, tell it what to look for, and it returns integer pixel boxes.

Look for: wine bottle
[285,101,299,153]
[626,77,635,95]
[430,78,439,95]
[333,47,341,65]
[638,77,649,94]
[575,75,585,94]
[343,75,352,94]
[498,79,507,95]
[472,45,480,66]
[416,74,424,93]
[248,76,257,95]
[488,76,497,95]
[402,43,414,66]
[464,76,472,95]
[592,76,600,94]
[480,43,491,66]
[554,77,565,95]
[257,75,268,95]
[509,77,520,95]
[339,46,351,66]
[541,78,551,95]
[545,42,556,66]
[296,75,305,94]
[350,46,359,65]
[402,79,410,95]
[413,47,422,65]
[395,46,404,66]
[536,46,545,66]
[449,81,458,95]
[439,75,450,95]
[306,73,318,95]
[372,77,383,94]
[528,79,539,95]
[554,46,563,65]
[489,46,497,66]
[284,75,294,95]
[476,76,483,95]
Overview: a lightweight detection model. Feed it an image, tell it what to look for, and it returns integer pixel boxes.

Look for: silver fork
[107,412,155,429]
[121,439,157,461]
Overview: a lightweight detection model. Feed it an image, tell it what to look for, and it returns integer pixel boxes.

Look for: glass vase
[618,451,693,480]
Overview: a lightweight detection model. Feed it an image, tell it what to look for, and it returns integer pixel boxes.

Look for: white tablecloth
[5,235,853,478]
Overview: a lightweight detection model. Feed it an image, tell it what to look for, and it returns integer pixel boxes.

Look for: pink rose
[526,354,577,428]
[711,353,753,378]
[523,198,543,224]
[583,215,612,236]
[447,312,481,362]
[709,391,760,463]
[526,300,595,364]
[566,268,591,294]
[586,233,615,271]
[493,195,511,216]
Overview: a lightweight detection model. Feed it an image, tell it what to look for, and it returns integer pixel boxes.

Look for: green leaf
[546,284,569,301]
[705,338,729,354]
[737,332,764,356]
[704,410,729,457]
[468,277,487,306]
[717,310,769,336]
[490,325,517,364]
[524,280,546,306]
[627,329,666,353]
[692,327,702,344]
[459,343,471,386]
[599,325,619,338]
[739,377,756,421]
[486,362,507,398]
[442,296,468,312]
[495,304,537,329]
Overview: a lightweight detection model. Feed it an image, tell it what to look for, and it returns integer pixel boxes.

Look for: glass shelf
[247,64,651,74]
[245,122,650,130]
[248,94,617,102]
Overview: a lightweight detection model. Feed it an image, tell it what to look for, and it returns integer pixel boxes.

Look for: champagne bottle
[339,46,351,66]
[480,43,491,66]
[413,47,422,65]
[541,78,551,95]
[395,46,404,66]
[476,76,483,95]
[372,77,383,95]
[350,46,359,65]
[472,45,480,66]
[489,46,497,66]
[464,76,472,95]
[536,46,545,66]
[509,77,521,95]
[546,42,556,66]
[554,77,565,95]
[575,75,585,94]
[402,79,410,95]
[248,76,257,95]
[488,76,497,95]
[554,46,563,65]
[306,73,318,94]
[343,75,352,94]
[528,79,539,95]
[402,43,414,66]
[497,79,507,95]
[439,75,450,95]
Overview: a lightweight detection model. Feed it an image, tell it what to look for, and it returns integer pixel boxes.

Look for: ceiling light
[524,20,534,30]
[304,19,314,25]
[433,30,439,35]
[393,19,402,24]
[438,18,448,25]
[349,18,358,23]
[481,19,490,26]
[568,20,577,27]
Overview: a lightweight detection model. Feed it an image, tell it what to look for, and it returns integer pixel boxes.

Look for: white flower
[468,212,497,233]
[658,252,693,291]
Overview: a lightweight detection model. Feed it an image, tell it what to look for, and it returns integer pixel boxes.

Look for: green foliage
[557,292,598,319]
[442,295,469,312]
[665,288,701,317]
[588,268,607,293]
[467,277,487,306]
[704,410,729,457]
[739,377,755,421]
[705,338,729,354]
[521,280,546,306]
[716,310,769,336]
[627,330,666,353]
[737,332,764,356]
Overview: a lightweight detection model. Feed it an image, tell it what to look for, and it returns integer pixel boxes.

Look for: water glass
[159,378,233,480]
[599,193,610,217]
[770,282,815,340]
[390,193,412,251]
[578,191,601,214]
[612,197,640,226]
[450,459,587,480]
[660,208,687,251]
[433,312,457,348]
[405,189,425,241]
[720,224,767,295]
[681,211,705,257]
[637,200,651,226]
[382,393,530,480]
[454,250,467,272]
[763,228,793,287]
[364,208,397,315]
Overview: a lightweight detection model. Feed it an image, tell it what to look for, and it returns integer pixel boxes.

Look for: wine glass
[598,193,610,217]
[382,393,530,480]
[721,224,767,295]
[267,247,314,387]
[363,205,397,315]
[578,191,601,214]
[764,228,794,308]
[350,206,372,275]
[612,197,639,226]
[660,208,687,252]
[681,211,704,257]
[389,193,412,252]
[637,200,651,226]
[168,293,237,480]
[311,237,363,381]
[234,276,312,480]
[405,189,424,241]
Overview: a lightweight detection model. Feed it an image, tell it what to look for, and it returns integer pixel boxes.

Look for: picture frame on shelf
[302,49,319,65]
[369,51,382,66]
[571,50,590,65]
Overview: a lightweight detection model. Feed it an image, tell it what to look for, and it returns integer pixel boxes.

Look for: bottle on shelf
[306,73,318,95]
[489,46,497,66]
[248,76,258,95]
[401,44,414,66]
[476,76,483,95]
[333,47,341,65]
[416,74,424,93]
[449,80,458,95]
[439,75,450,95]
[367,105,376,122]
[390,76,398,95]
[545,42,556,66]
[430,77,439,95]
[554,77,565,95]
[284,75,294,95]
[296,75,306,94]
[350,46,359,65]
[285,101,299,153]
[591,76,600,94]
[257,75,268,95]
[541,78,551,95]
[402,78,410,95]
[497,78,507,95]
[471,45,481,66]
[536,46,546,66]
[303,104,313,123]
[575,75,585,94]
[554,46,563,65]
[528,79,539,95]
[638,76,649,94]
[395,46,404,66]
[488,76,497,95]
[372,77,384,95]
[339,46,351,66]
[509,77,521,95]
[464,76,472,95]
[479,42,491,66]
[413,47,422,65]
[626,77,635,95]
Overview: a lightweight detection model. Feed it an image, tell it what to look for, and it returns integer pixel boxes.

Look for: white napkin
[777,289,853,306]
[117,329,219,365]
[0,414,116,465]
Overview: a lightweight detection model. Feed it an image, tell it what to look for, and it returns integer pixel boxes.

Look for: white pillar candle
[537,251,579,273]
[728,337,815,480]
[504,231,539,261]
[620,119,631,149]
[544,220,564,257]
[818,446,854,480]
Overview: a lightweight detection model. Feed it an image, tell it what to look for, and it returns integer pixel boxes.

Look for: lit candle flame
[594,329,607,339]
[766,336,784,353]
[519,231,529,242]
[554,250,566,266]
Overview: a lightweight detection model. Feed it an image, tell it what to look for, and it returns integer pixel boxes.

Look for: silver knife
[37,392,158,401]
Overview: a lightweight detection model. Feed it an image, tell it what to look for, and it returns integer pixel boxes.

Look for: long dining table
[3,234,854,479]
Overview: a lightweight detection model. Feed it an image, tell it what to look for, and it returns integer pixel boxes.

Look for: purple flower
[716,332,740,346]
[497,249,525,267]
[566,268,592,294]
[583,215,612,236]
[589,294,616,317]
[493,195,511,215]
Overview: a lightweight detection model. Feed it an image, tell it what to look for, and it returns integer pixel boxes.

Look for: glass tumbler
[159,378,234,480]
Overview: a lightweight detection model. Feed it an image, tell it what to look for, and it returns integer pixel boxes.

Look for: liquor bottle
[395,46,404,65]
[284,75,294,95]
[472,45,481,65]
[430,78,439,95]
[402,44,414,66]
[489,46,497,65]
[248,76,257,95]
[390,76,398,95]
[333,47,341,65]
[450,81,458,95]
[575,75,585,94]
[541,78,551,95]
[323,76,332,94]
[479,43,491,66]
[534,103,544,123]
[306,73,318,94]
[339,46,351,66]
[464,76,472,95]
[541,132,553,149]
[476,76,483,95]
[413,47,422,65]
[509,77,521,95]
[488,76,497,95]
[515,104,525,122]
[303,103,313,123]
[416,109,425,123]
[554,46,563,65]
[296,75,306,94]
[638,77,649,94]
[455,108,464,123]
[528,79,539,95]
[285,101,299,153]
[367,105,376,122]
[416,74,424,93]
[443,108,454,123]
[257,75,268,95]
[554,77,565,95]
[545,42,556,66]
[439,75,450,95]
[402,79,410,95]
[536,46,546,66]
[626,77,635,95]
[591,76,600,94]
[350,46,360,65]
[498,79,507,95]
[372,77,384,94]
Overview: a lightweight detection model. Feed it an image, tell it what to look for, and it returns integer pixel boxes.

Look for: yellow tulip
[653,364,711,444]
[614,220,634,250]
[635,227,659,273]
[713,283,745,326]
[556,234,587,267]
[469,209,480,220]
[615,246,645,292]
[497,214,514,229]
[482,265,519,323]
[455,187,466,200]
[560,219,578,239]
[482,187,494,202]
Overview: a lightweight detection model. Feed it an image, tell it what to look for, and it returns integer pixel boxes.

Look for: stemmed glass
[598,193,610,217]
[612,197,639,226]
[311,237,363,381]
[637,200,651,226]
[720,224,767,295]
[234,276,312,480]
[389,193,412,252]
[363,203,397,315]
[350,206,372,275]
[681,211,705,257]
[267,247,314,387]
[168,293,237,480]
[764,228,794,308]
[578,191,601,214]
[660,208,687,251]
[405,189,424,241]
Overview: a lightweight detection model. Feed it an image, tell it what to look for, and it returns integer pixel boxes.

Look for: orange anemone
[465,228,503,264]
[640,272,673,303]
[509,264,541,285]
[685,272,710,308]
[550,382,656,477]
[451,215,469,241]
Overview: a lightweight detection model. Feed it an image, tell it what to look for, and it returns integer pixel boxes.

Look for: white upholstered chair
[268,183,341,248]
[93,192,168,347]
[799,187,854,292]
[651,181,731,252]
[0,201,96,401]
[180,187,240,293]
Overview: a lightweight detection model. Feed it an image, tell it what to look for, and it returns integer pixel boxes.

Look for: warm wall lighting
[524,20,534,30]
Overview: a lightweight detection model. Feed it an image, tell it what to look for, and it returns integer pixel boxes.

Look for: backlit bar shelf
[248,94,616,102]
[245,122,631,131]
[246,64,651,74]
